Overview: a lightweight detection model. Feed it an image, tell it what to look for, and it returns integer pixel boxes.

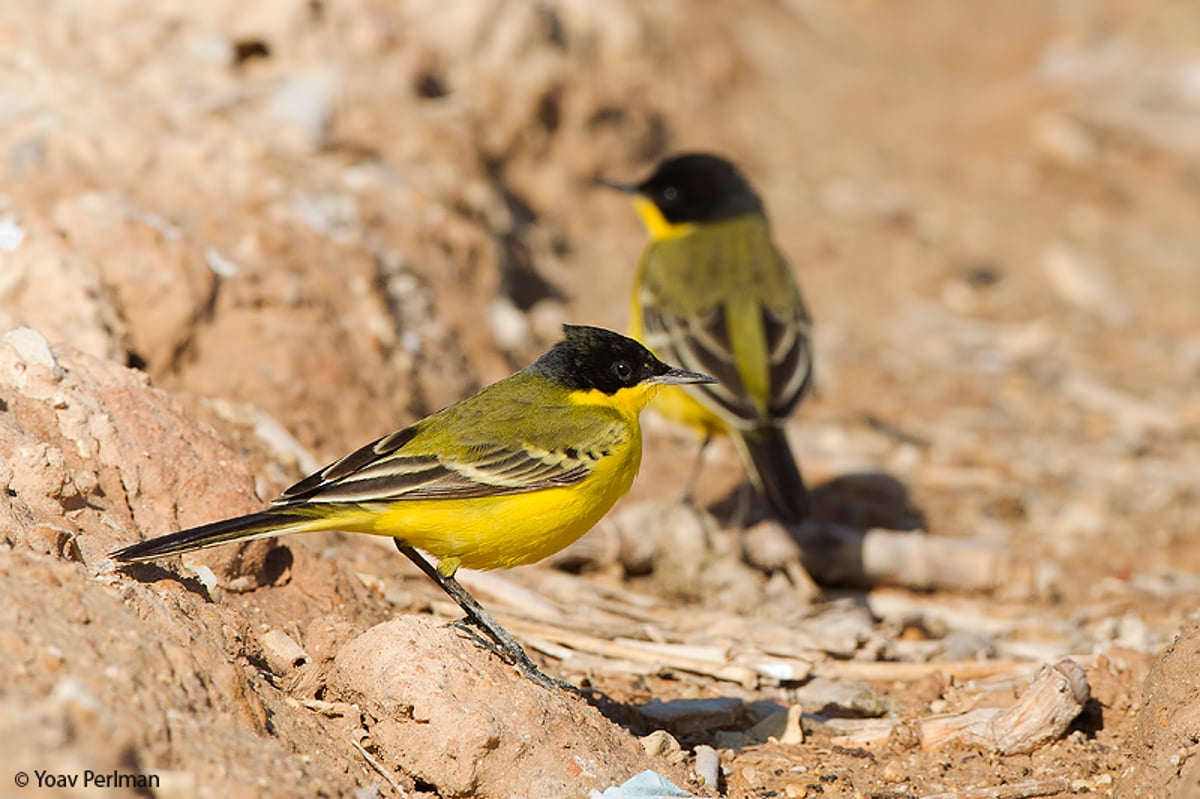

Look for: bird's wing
[759,275,813,419]
[275,399,628,505]
[639,220,813,429]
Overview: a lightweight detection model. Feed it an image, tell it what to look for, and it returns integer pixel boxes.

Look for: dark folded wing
[642,301,759,426]
[761,300,813,419]
[275,424,597,506]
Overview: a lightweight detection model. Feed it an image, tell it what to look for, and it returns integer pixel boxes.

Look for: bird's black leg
[392,539,573,692]
[680,432,712,507]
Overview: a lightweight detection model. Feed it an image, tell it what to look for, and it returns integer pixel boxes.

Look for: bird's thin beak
[653,366,717,386]
[593,176,638,194]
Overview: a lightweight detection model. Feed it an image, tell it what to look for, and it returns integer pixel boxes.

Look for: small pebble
[639,729,685,764]
[693,744,720,794]
[748,704,805,745]
[1042,243,1131,326]
[880,758,907,782]
[1032,112,1096,167]
[792,677,887,718]
[266,67,342,149]
[650,504,715,600]
[487,297,531,352]
[611,501,672,576]
[5,327,64,377]
[260,629,310,676]
[940,630,997,661]
[713,730,752,749]
[637,697,743,737]
[741,519,801,572]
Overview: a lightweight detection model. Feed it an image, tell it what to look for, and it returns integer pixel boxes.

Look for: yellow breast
[371,440,639,571]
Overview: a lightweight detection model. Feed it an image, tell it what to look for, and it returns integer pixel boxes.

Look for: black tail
[111,509,312,563]
[734,426,809,524]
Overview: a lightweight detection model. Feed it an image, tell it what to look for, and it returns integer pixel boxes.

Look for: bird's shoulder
[440,372,634,453]
[641,215,795,305]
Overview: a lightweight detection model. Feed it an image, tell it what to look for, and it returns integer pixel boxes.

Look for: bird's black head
[531,325,711,395]
[636,152,763,224]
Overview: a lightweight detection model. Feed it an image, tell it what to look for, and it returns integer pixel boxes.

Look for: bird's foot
[448,617,575,693]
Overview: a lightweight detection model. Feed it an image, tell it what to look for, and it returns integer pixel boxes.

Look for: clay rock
[330,617,690,799]
[0,224,128,364]
[51,191,217,374]
[0,326,271,584]
[0,328,366,798]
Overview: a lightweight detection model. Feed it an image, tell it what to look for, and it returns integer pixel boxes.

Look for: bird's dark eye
[611,360,633,383]
[662,186,679,204]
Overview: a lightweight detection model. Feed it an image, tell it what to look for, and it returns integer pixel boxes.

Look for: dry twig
[797,523,1036,593]
[919,659,1089,754]
[504,618,763,685]
[814,659,1044,683]
[350,731,410,798]
[920,776,1071,799]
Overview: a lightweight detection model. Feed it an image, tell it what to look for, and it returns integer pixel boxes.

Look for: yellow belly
[326,437,641,572]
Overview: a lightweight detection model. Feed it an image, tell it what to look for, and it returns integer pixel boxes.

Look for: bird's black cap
[601,152,764,225]
[532,325,714,395]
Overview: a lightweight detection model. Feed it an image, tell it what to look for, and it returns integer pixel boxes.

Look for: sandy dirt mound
[0,330,364,797]
[330,618,678,798]
[1117,621,1200,797]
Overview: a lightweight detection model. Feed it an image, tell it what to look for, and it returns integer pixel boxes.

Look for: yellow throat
[633,196,696,241]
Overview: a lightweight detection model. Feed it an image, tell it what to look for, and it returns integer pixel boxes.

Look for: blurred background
[4,0,1195,579]
[1,1,1198,796]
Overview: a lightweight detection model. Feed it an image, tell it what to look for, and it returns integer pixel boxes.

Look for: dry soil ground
[1,1,1198,798]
